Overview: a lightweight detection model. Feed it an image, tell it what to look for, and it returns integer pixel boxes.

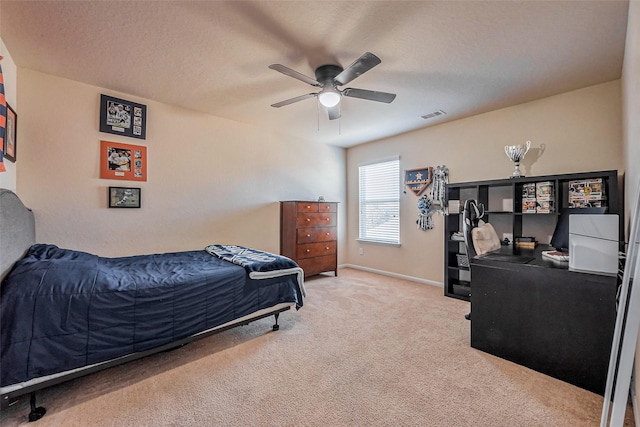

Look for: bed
[0,189,305,421]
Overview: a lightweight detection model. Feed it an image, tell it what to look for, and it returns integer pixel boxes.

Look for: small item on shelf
[542,250,569,262]
[536,181,556,213]
[504,140,531,178]
[522,183,537,213]
[451,231,465,241]
[456,254,470,268]
[448,199,460,214]
[514,236,537,249]
[536,181,554,198]
[536,199,555,214]
[569,178,607,208]
[522,183,536,198]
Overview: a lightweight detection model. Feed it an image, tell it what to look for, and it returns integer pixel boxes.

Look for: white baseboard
[339,264,443,288]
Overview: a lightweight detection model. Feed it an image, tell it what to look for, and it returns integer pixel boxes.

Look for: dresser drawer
[297,241,337,259]
[297,227,336,243]
[319,203,337,213]
[297,255,337,277]
[296,212,336,227]
[297,202,319,213]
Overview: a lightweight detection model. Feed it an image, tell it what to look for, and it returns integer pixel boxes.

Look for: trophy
[504,140,531,178]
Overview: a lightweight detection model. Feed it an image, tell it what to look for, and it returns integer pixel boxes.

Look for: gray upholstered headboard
[0,188,35,282]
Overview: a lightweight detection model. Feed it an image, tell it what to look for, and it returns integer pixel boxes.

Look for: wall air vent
[420,110,447,120]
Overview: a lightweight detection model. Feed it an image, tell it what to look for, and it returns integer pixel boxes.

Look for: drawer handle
[326,232,330,236]
[307,234,311,237]
[326,247,330,250]
[306,218,311,222]
[306,205,311,209]
[306,249,310,253]
[325,218,330,221]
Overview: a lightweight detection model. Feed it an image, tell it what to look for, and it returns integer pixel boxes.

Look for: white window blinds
[358,159,400,244]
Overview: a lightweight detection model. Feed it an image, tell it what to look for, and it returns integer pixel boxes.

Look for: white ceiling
[0,1,629,148]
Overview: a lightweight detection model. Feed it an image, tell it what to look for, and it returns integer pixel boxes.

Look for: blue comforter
[0,244,304,387]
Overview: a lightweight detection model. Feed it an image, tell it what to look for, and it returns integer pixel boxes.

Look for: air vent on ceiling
[420,110,447,120]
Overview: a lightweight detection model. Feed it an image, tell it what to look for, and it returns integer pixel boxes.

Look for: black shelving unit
[444,170,620,301]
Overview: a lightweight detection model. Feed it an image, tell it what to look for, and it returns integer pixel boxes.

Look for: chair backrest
[462,199,484,259]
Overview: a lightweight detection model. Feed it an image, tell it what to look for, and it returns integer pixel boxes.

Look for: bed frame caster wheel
[272,312,280,331]
[272,324,280,331]
[28,393,46,422]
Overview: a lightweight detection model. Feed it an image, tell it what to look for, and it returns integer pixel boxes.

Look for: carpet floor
[0,268,634,426]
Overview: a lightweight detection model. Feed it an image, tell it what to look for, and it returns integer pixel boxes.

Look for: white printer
[569,214,619,275]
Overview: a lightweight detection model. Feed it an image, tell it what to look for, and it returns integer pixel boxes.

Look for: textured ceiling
[0,1,629,148]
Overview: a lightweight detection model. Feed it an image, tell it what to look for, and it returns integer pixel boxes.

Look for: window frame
[357,157,401,246]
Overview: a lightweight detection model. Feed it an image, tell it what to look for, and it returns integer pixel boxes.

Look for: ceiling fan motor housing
[315,64,344,84]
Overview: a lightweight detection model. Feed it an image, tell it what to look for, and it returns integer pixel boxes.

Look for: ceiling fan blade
[342,88,396,104]
[333,52,382,86]
[270,93,317,108]
[327,105,341,120]
[269,64,321,87]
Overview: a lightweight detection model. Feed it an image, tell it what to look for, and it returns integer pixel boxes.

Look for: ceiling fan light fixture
[318,90,341,108]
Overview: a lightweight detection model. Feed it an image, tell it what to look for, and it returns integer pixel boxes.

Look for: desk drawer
[297,241,337,259]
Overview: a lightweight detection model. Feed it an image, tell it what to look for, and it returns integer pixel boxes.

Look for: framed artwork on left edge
[100,140,147,181]
[108,187,141,208]
[3,103,17,162]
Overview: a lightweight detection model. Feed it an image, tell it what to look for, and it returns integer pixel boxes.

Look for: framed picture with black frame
[108,186,141,208]
[100,94,147,140]
[3,103,17,162]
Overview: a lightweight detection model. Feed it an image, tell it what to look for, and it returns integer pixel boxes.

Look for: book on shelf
[515,241,537,249]
[514,236,535,242]
[514,236,537,249]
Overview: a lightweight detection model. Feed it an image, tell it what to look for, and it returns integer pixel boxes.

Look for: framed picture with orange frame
[100,140,147,181]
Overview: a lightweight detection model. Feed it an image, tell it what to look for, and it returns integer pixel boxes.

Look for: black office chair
[462,199,484,320]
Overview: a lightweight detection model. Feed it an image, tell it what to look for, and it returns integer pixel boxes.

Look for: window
[358,158,400,245]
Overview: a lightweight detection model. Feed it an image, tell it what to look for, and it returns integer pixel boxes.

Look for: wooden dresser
[280,201,338,277]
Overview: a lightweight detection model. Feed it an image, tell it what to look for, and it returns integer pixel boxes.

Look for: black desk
[470,245,617,395]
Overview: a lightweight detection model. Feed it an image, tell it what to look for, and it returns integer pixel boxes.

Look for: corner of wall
[0,37,18,191]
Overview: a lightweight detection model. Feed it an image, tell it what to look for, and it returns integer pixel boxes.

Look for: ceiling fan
[269,52,396,120]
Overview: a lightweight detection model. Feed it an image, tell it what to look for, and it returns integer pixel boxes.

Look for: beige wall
[0,38,17,191]
[16,69,346,258]
[346,80,623,284]
[625,1,640,224]
[623,0,640,416]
